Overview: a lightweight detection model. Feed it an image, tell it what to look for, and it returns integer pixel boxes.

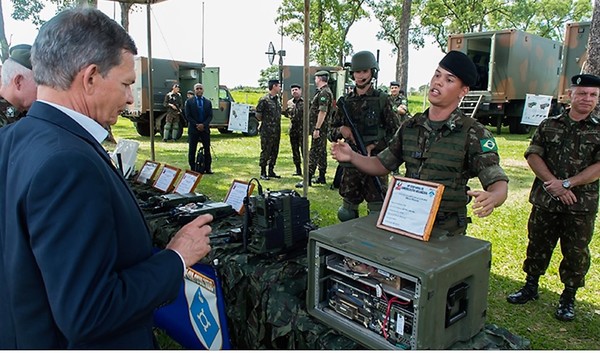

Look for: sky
[3,0,445,90]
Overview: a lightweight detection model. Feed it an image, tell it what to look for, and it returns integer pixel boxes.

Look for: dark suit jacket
[0,102,183,349]
[184,95,213,134]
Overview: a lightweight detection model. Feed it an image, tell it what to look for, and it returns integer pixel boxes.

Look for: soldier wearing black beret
[0,44,37,127]
[331,49,509,237]
[507,72,600,322]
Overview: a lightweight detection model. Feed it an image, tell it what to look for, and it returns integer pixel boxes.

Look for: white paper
[381,179,438,236]
[521,94,553,127]
[137,161,159,184]
[224,181,250,214]
[175,172,200,194]
[227,102,250,132]
[154,167,178,192]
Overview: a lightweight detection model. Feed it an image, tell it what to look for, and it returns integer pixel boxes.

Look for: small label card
[136,160,160,184]
[153,164,181,193]
[376,176,444,241]
[174,170,203,194]
[223,179,255,214]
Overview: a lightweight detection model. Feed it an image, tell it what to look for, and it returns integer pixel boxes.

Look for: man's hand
[166,214,213,267]
[339,126,355,144]
[196,123,205,132]
[397,104,407,115]
[331,140,354,162]
[544,179,577,205]
[467,190,501,218]
[312,129,321,139]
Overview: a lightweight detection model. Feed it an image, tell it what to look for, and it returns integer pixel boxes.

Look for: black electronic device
[170,201,236,225]
[140,192,207,213]
[245,189,311,255]
[307,214,491,350]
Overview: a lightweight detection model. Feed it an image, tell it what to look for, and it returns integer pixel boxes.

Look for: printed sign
[227,102,251,132]
[521,94,553,126]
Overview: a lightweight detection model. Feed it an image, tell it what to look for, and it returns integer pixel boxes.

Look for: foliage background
[108,92,600,350]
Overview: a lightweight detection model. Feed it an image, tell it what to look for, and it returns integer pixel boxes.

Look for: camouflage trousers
[289,125,303,166]
[308,134,327,177]
[339,166,387,208]
[523,206,596,288]
[259,130,281,168]
[165,111,180,123]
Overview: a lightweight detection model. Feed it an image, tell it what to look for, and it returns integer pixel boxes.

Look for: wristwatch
[562,179,572,189]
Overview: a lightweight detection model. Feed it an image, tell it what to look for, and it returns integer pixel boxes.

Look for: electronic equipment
[307,214,491,350]
[246,189,311,255]
[140,192,208,213]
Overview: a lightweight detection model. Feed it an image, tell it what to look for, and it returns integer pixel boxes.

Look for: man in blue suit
[184,83,213,173]
[0,8,213,349]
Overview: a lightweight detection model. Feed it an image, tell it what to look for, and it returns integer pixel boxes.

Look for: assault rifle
[337,97,385,201]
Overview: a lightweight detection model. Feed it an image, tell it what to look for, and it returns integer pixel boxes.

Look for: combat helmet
[350,50,379,79]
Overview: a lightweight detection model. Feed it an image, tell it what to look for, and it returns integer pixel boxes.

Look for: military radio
[244,189,312,255]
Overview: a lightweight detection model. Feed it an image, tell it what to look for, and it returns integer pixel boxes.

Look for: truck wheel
[508,117,531,134]
[134,121,151,137]
[218,127,233,134]
[243,116,259,136]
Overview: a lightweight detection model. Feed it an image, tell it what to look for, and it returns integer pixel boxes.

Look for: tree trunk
[120,2,133,32]
[396,0,411,93]
[0,0,9,62]
[586,3,600,76]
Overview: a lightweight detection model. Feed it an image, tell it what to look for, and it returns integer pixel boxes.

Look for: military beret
[571,74,600,88]
[315,70,329,77]
[187,90,194,95]
[290,83,301,89]
[268,79,280,85]
[438,50,477,87]
[9,44,32,70]
[390,81,400,87]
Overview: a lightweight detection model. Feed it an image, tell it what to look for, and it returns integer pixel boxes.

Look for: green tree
[258,65,280,89]
[276,0,370,67]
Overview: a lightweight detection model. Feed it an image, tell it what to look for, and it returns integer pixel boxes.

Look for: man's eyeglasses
[195,87,203,90]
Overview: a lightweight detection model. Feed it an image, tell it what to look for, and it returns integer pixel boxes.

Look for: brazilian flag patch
[320,96,327,102]
[480,138,498,152]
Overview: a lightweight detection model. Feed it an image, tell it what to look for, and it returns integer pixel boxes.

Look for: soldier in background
[506,74,600,322]
[331,50,509,235]
[283,83,303,176]
[162,83,182,141]
[256,78,282,180]
[388,81,410,125]
[297,70,334,187]
[328,51,399,221]
[0,44,37,128]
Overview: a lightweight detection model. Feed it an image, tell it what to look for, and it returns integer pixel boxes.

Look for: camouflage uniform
[522,111,600,288]
[329,86,399,214]
[377,108,509,237]
[283,96,304,168]
[163,91,182,140]
[0,98,24,128]
[256,93,282,169]
[308,85,334,178]
[388,93,410,126]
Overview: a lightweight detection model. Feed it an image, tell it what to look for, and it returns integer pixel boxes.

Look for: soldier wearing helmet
[328,50,399,221]
[332,50,509,236]
[0,44,37,128]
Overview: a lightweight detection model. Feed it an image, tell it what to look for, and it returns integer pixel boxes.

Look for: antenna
[201,2,205,65]
[266,41,276,65]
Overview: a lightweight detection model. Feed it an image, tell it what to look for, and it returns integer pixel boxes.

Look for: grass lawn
[108,93,600,350]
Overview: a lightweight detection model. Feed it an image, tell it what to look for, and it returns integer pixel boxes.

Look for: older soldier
[0,44,37,127]
[283,83,304,176]
[328,51,399,221]
[331,50,509,236]
[388,81,410,125]
[297,70,334,187]
[506,74,600,322]
[162,83,182,141]
[256,78,282,180]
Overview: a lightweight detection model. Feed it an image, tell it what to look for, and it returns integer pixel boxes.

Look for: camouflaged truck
[121,56,258,138]
[448,29,562,134]
[558,22,591,105]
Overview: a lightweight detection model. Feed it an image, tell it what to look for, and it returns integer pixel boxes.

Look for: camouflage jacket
[163,91,182,114]
[0,98,24,128]
[329,86,399,155]
[309,85,334,132]
[378,108,509,214]
[256,93,282,135]
[525,110,600,213]
[283,97,303,133]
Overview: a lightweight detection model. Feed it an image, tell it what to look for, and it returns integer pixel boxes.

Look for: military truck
[558,22,590,105]
[280,65,347,104]
[448,29,562,134]
[121,56,259,138]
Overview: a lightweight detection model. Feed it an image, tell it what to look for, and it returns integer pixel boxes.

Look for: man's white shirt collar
[38,100,109,144]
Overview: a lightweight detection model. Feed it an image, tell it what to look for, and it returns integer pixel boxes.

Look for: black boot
[295,175,312,188]
[260,166,269,180]
[507,275,539,304]
[555,286,577,321]
[293,163,302,176]
[268,166,281,179]
[313,170,326,184]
